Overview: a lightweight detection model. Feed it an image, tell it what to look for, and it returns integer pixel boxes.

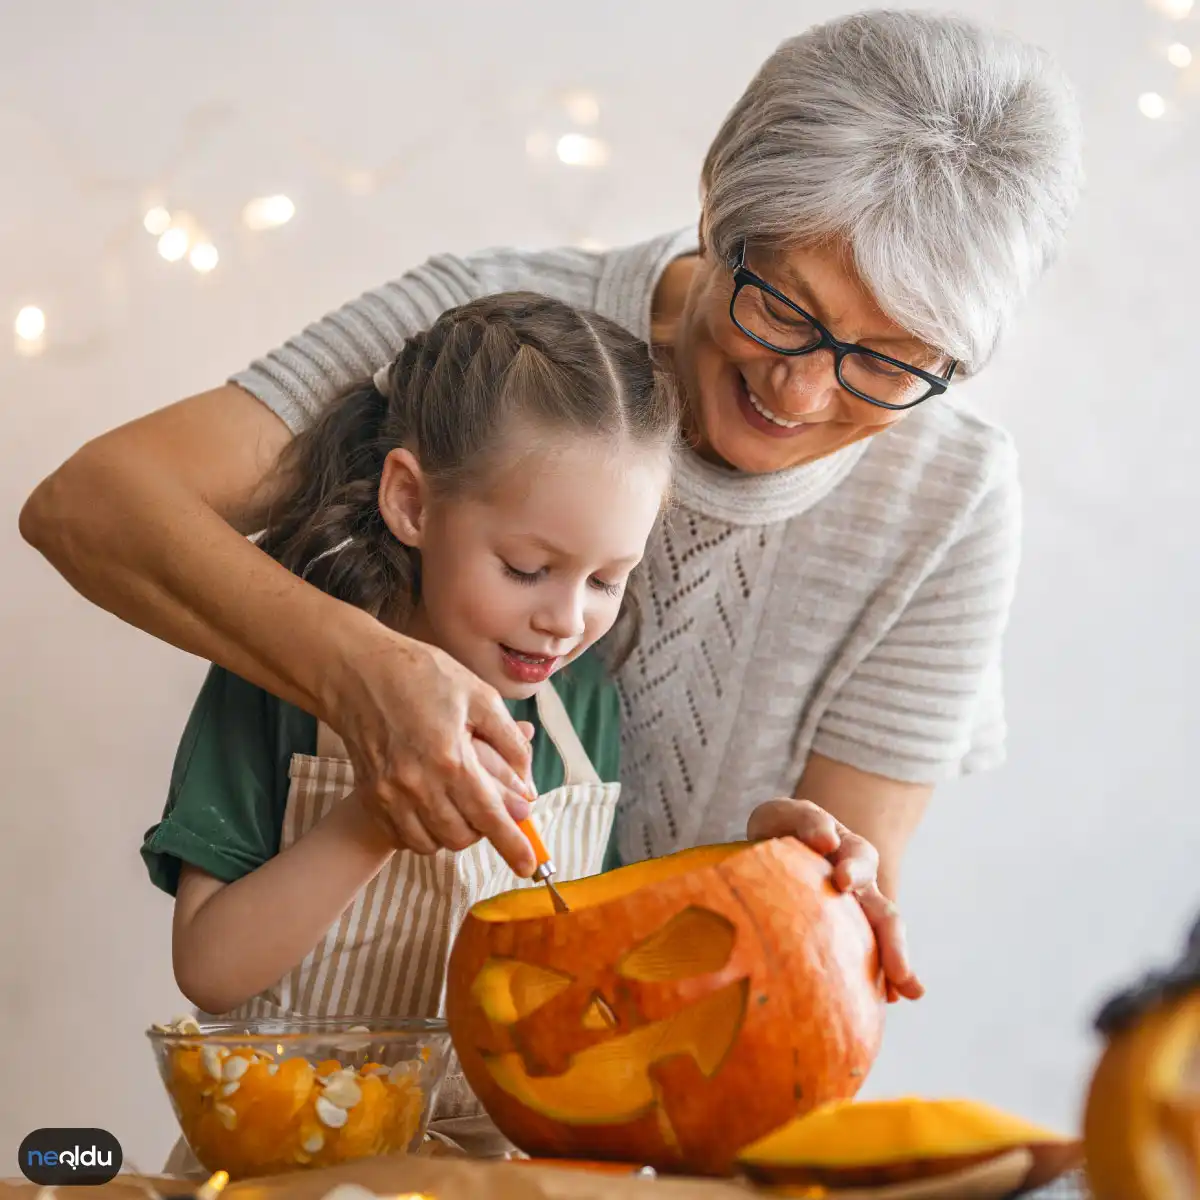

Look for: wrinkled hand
[327,621,537,875]
[747,798,925,1003]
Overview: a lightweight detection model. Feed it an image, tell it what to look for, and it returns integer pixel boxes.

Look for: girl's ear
[379,448,428,548]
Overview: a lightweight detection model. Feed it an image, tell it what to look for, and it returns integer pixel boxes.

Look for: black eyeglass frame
[728,240,957,411]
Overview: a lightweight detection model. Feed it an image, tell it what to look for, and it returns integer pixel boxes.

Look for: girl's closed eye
[502,559,624,598]
[501,560,545,585]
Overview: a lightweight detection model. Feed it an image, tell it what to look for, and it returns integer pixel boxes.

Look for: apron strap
[314,677,602,788]
[316,719,349,760]
[535,682,602,788]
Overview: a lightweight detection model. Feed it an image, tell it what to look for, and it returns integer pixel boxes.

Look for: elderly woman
[20,10,1081,997]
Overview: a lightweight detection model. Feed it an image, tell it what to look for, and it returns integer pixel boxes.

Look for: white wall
[2,0,1198,1172]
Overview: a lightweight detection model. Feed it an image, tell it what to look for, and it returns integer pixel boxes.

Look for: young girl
[141,292,678,1156]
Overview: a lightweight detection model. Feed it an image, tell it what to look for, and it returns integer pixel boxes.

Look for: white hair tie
[372,363,391,394]
[301,535,354,581]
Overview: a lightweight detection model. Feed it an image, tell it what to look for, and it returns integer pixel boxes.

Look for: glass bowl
[147,1016,451,1180]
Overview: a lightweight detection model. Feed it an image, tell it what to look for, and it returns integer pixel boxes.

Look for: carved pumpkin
[445,838,885,1175]
[1084,914,1200,1200]
[737,1097,1082,1192]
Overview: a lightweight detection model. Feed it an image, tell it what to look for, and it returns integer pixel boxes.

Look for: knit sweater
[230,228,1020,865]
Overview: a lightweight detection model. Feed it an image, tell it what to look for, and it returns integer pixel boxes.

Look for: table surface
[0,1162,1094,1200]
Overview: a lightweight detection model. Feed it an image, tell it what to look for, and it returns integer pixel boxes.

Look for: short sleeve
[140,666,316,895]
[810,445,1022,784]
[228,247,603,434]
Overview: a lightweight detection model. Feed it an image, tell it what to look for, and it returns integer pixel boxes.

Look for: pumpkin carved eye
[471,959,573,1026]
[616,907,736,982]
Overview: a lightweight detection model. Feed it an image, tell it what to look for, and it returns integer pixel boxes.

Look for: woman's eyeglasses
[728,241,957,411]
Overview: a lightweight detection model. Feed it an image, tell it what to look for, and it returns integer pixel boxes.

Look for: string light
[12,81,621,352]
[242,194,295,231]
[1167,42,1193,67]
[14,305,47,356]
[15,305,46,341]
[1138,91,1168,118]
[189,243,219,273]
[525,87,610,176]
[143,207,172,236]
[157,227,190,262]
[1148,0,1194,16]
[555,133,610,168]
[194,1170,229,1200]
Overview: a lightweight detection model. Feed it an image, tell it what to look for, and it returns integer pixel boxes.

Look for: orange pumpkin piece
[1085,945,1200,1200]
[390,1075,425,1147]
[170,1046,208,1091]
[335,1073,388,1160]
[167,1050,321,1177]
[737,1098,1081,1191]
[253,1056,316,1131]
[446,838,885,1176]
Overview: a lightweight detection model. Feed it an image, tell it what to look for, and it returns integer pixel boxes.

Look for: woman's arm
[20,386,536,872]
[22,386,332,706]
[795,752,931,900]
[172,790,394,1014]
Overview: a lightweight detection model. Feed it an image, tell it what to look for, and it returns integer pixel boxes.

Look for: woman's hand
[328,615,538,876]
[747,798,925,1003]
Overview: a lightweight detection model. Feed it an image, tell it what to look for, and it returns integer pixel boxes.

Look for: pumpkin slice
[737,1098,1082,1191]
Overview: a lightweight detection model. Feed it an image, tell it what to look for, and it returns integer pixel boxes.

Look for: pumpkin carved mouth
[471,904,747,1122]
[483,978,749,1124]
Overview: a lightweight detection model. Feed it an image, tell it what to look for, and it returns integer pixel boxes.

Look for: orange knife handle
[517,817,552,868]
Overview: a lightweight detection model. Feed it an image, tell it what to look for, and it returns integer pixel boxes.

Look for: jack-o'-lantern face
[445,840,886,1176]
[472,906,746,1140]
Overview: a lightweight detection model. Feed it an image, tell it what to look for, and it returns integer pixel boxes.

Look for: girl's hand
[326,617,538,876]
[746,798,925,1003]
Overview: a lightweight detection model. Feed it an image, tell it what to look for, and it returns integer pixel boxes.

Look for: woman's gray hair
[701,9,1083,372]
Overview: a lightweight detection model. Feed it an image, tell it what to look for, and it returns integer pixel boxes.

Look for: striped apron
[164,682,620,1170]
